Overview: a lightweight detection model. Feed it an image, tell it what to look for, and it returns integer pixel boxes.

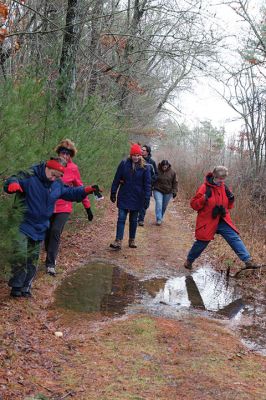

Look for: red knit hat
[46,159,65,174]
[130,143,142,156]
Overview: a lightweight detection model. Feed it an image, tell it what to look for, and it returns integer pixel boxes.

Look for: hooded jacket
[111,158,151,210]
[4,162,88,241]
[54,158,90,213]
[153,162,178,195]
[190,172,238,241]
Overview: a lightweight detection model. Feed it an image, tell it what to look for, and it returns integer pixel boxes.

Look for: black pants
[8,233,41,292]
[45,213,69,268]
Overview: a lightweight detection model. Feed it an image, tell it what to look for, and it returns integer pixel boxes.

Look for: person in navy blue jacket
[110,144,151,250]
[4,157,97,298]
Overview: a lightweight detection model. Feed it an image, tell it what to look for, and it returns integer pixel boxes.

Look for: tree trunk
[58,0,80,105]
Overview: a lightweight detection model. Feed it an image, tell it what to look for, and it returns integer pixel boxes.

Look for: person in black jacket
[138,145,158,226]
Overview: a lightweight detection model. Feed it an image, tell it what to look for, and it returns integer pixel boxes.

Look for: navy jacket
[111,159,151,210]
[4,162,88,241]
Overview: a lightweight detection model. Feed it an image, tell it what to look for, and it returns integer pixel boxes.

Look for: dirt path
[0,198,266,400]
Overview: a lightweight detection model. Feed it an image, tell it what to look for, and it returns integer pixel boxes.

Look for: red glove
[8,182,23,193]
[85,185,102,194]
[84,186,95,194]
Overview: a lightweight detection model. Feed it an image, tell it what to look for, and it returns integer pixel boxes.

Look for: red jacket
[190,173,238,241]
[54,159,90,213]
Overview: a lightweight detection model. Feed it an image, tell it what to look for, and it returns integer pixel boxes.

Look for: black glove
[86,207,93,221]
[212,205,226,219]
[225,185,234,202]
[172,193,177,199]
[205,186,212,199]
[144,198,150,209]
[110,193,116,203]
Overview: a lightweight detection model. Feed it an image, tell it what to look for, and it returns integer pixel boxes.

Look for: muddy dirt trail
[0,198,265,400]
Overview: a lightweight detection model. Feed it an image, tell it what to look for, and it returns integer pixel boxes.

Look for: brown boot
[128,239,137,248]
[110,239,122,250]
[244,258,260,269]
[184,259,193,270]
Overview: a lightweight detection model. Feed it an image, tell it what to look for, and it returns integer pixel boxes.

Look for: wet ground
[55,261,266,355]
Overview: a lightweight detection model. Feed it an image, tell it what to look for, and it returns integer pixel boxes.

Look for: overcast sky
[169,0,263,138]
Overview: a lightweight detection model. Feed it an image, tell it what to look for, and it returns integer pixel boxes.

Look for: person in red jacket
[184,166,256,270]
[45,139,95,276]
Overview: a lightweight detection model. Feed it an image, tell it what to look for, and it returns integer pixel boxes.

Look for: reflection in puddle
[151,267,243,317]
[55,262,265,354]
[55,262,142,315]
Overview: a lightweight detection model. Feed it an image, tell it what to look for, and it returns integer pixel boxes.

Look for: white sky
[168,0,263,138]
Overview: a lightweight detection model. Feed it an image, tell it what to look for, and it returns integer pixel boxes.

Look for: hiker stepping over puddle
[153,160,178,226]
[110,143,151,250]
[184,166,259,272]
[4,157,99,298]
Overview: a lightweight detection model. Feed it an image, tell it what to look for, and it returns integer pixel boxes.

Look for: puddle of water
[55,262,266,355]
[54,262,143,315]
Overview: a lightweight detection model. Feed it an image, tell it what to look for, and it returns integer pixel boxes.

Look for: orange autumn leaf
[0,2,8,19]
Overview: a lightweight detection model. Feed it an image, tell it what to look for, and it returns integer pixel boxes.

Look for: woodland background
[0,0,265,272]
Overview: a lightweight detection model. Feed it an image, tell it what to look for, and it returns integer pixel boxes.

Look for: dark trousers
[116,209,139,240]
[8,232,41,292]
[138,207,146,223]
[45,213,69,268]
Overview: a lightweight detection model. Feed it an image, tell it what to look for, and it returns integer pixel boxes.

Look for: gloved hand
[7,182,23,193]
[172,193,177,199]
[110,193,116,203]
[86,207,93,221]
[85,186,94,194]
[225,185,234,202]
[144,198,150,209]
[212,205,226,219]
[205,186,212,200]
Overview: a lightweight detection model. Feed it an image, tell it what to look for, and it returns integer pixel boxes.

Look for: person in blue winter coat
[4,157,98,298]
[110,143,151,250]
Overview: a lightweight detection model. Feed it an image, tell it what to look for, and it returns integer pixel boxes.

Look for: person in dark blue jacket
[110,144,151,250]
[138,144,158,226]
[4,157,97,298]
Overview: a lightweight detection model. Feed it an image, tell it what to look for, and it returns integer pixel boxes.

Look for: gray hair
[213,166,228,178]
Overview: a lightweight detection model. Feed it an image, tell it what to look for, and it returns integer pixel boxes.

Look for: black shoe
[138,221,144,227]
[10,288,22,298]
[184,260,193,270]
[21,291,32,298]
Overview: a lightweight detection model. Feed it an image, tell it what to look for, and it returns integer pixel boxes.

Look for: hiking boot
[156,220,162,226]
[128,239,137,248]
[110,239,122,250]
[244,258,260,269]
[184,259,193,270]
[138,221,144,227]
[21,291,32,298]
[47,266,56,276]
[10,288,22,298]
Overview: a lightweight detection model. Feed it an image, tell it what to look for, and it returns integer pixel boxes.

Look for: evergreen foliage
[0,79,129,275]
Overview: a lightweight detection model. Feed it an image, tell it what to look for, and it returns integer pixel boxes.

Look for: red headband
[46,160,65,174]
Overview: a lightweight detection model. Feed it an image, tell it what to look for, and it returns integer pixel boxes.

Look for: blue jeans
[116,209,139,240]
[153,190,172,222]
[187,220,250,263]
